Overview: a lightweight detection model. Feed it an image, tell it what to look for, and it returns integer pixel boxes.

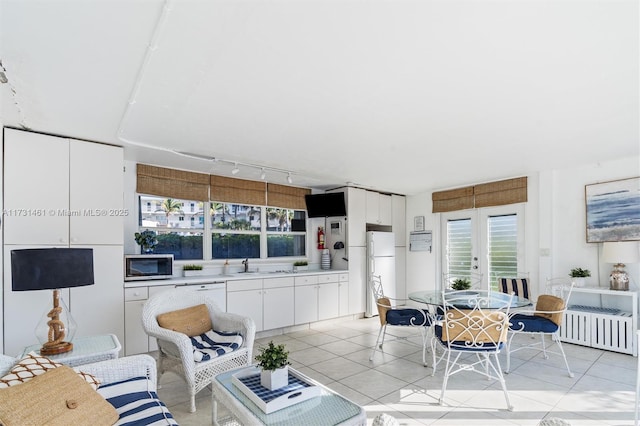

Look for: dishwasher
[174,281,226,312]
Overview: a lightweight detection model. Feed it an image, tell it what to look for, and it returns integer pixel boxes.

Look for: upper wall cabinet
[345,187,367,246]
[366,191,392,226]
[4,129,123,245]
[392,194,406,246]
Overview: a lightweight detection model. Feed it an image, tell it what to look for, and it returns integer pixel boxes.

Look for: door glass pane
[446,218,472,279]
[488,214,518,289]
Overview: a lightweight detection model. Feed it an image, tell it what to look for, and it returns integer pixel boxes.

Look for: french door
[440,204,525,290]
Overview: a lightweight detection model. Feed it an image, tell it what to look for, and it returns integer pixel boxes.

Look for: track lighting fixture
[260,168,266,180]
[287,172,293,184]
[231,163,240,175]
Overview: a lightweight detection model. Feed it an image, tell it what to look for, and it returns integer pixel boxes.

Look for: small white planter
[571,277,586,287]
[260,365,289,390]
[183,270,205,277]
[293,265,308,272]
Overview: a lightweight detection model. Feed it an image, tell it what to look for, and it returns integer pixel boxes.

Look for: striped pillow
[190,329,244,362]
[98,376,178,426]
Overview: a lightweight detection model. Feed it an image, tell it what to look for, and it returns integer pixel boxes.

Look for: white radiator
[560,309,634,355]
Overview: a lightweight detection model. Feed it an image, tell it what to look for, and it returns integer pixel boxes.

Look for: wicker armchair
[142,288,256,412]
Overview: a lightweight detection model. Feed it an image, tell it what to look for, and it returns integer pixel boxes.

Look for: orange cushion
[157,304,212,337]
[535,295,565,326]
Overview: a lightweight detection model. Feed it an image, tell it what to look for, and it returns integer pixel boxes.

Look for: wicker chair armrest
[78,354,157,390]
[208,305,256,358]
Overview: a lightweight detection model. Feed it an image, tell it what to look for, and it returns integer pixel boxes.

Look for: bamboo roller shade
[210,175,266,205]
[136,164,210,200]
[137,164,309,209]
[267,183,311,210]
[432,177,527,213]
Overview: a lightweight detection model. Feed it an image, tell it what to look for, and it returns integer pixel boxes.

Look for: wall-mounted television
[304,192,347,218]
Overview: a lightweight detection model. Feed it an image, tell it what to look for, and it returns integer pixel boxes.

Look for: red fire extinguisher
[317,227,325,249]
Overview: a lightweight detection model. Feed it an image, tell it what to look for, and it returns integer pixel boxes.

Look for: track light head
[260,168,266,180]
[231,163,240,175]
[287,172,293,184]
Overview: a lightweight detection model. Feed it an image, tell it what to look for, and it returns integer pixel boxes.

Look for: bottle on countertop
[223,259,229,275]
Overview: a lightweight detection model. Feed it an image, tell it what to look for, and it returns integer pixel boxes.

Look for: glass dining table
[408,290,532,309]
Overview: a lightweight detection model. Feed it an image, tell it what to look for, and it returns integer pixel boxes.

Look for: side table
[20,334,121,367]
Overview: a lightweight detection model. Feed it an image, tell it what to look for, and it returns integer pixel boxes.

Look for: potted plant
[451,278,471,291]
[569,267,591,287]
[255,341,290,390]
[293,260,308,272]
[134,229,158,253]
[183,264,204,277]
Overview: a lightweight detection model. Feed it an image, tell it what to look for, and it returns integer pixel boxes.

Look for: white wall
[406,156,640,296]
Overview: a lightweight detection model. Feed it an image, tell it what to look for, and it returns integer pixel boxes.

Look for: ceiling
[1,0,638,195]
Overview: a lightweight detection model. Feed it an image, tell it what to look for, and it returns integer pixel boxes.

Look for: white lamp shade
[602,241,640,264]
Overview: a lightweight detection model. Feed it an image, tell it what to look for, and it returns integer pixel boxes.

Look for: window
[139,196,307,260]
[211,202,262,259]
[266,208,306,257]
[138,195,204,260]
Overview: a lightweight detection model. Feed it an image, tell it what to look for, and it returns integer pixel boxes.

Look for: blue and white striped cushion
[190,329,243,362]
[98,376,178,425]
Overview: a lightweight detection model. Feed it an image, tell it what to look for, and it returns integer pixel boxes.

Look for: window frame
[138,195,307,261]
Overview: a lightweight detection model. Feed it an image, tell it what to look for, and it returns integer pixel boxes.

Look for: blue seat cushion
[435,325,504,351]
[190,329,244,362]
[509,313,559,333]
[98,376,178,425]
[386,308,431,326]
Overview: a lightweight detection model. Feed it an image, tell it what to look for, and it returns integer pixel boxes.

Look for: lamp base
[609,263,629,291]
[40,341,73,356]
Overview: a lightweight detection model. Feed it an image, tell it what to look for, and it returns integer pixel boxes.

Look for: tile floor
[157,316,637,425]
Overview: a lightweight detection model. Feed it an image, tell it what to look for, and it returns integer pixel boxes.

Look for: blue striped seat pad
[191,329,243,362]
[98,376,178,426]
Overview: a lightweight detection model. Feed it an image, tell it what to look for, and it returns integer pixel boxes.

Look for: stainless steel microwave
[124,254,174,281]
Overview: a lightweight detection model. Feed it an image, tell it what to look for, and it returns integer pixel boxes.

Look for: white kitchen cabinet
[366,191,392,226]
[262,277,294,330]
[348,247,367,315]
[294,275,319,325]
[2,130,125,356]
[395,247,406,299]
[227,279,264,331]
[124,285,175,355]
[70,245,124,344]
[338,273,349,316]
[392,195,406,246]
[318,274,339,321]
[69,140,124,245]
[3,130,124,245]
[124,287,149,356]
[346,188,367,247]
[4,129,69,245]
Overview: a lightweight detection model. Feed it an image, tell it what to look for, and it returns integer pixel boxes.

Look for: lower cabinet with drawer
[226,277,295,333]
[124,285,172,356]
[294,273,344,325]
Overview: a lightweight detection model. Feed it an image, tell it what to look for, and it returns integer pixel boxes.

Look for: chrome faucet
[242,258,249,272]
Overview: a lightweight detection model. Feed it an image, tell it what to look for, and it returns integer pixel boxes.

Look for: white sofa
[0,354,177,425]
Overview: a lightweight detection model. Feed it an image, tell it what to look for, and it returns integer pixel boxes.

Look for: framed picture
[414,215,425,232]
[585,177,640,242]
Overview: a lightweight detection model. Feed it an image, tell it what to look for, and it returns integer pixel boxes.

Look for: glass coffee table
[212,365,366,426]
[20,334,121,367]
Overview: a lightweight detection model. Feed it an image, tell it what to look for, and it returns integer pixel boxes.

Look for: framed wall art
[585,176,640,242]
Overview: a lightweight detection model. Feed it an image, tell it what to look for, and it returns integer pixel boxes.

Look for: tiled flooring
[157,317,637,425]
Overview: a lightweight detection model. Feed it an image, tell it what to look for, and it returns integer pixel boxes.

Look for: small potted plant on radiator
[569,267,590,287]
[255,341,290,390]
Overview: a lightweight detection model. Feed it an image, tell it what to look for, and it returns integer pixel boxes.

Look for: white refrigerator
[366,231,396,317]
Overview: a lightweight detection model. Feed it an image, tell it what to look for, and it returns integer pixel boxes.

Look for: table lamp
[602,242,639,291]
[11,248,94,355]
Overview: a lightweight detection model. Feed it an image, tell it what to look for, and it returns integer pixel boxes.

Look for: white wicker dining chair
[142,288,256,412]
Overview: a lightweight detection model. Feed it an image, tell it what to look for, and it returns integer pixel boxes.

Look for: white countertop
[124,269,349,288]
